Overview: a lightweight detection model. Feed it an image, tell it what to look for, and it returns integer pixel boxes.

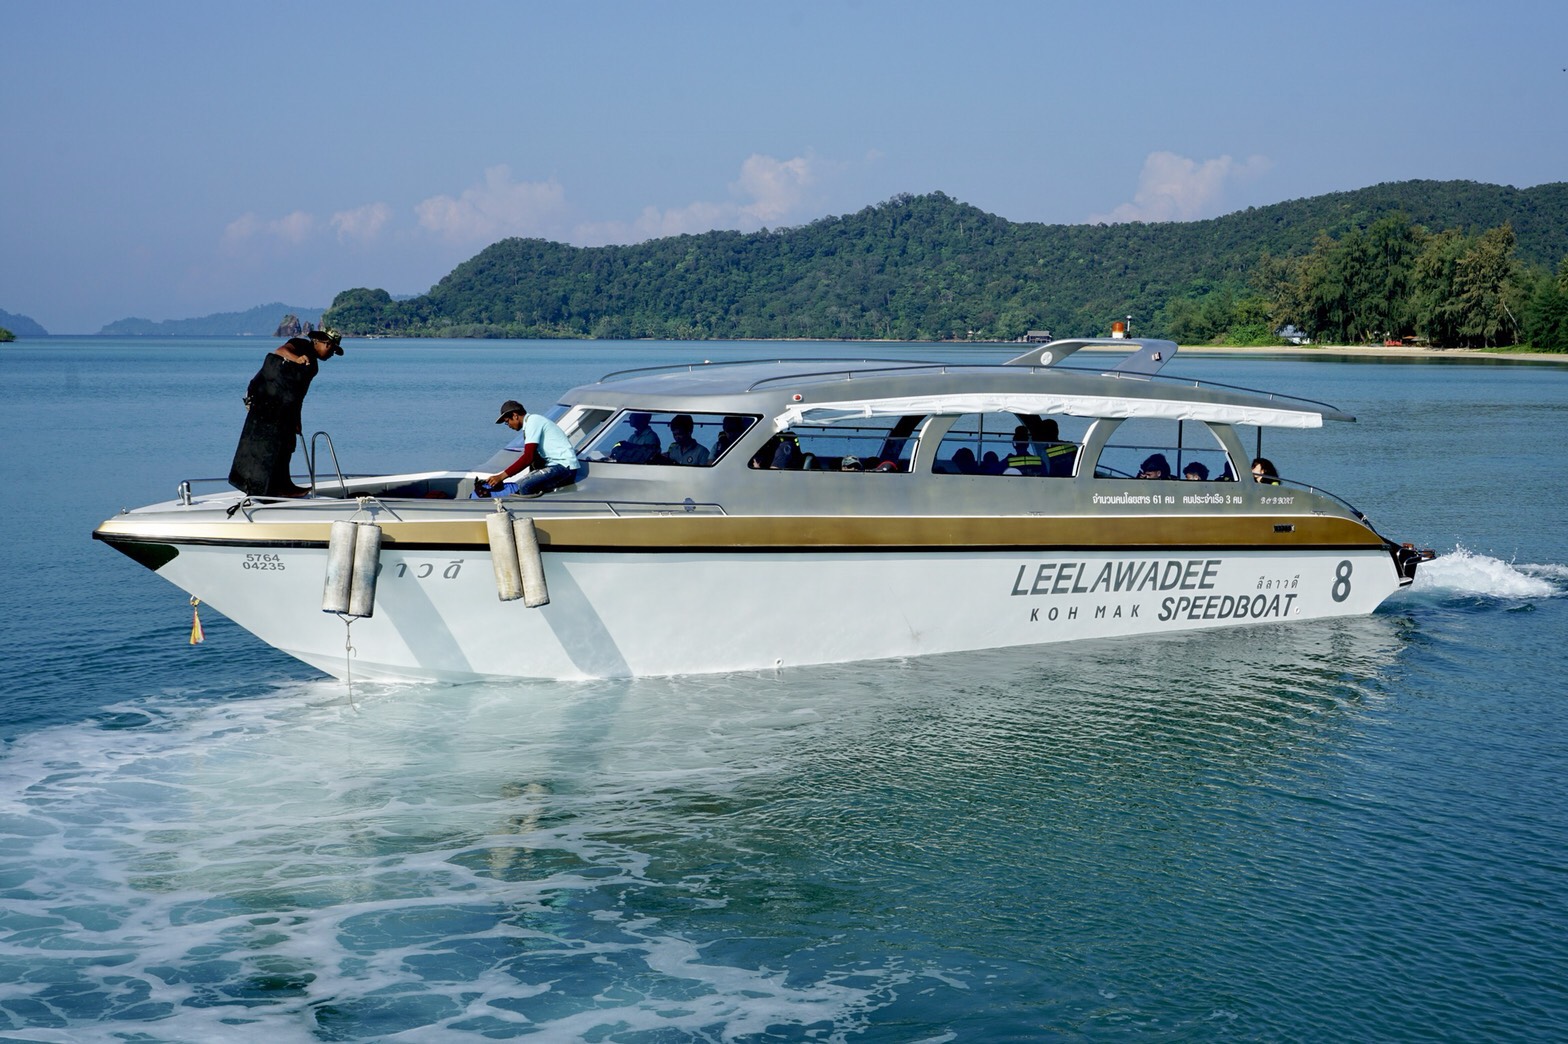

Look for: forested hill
[324,180,1568,343]
[100,302,325,337]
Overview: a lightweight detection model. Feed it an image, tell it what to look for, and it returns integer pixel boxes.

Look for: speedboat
[94,339,1433,681]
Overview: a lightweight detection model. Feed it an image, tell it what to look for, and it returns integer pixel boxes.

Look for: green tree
[1453,223,1519,347]
[1522,257,1568,352]
[1249,250,1306,331]
[0,327,14,342]
[1298,231,1360,343]
[1359,214,1422,340]
[1295,216,1423,343]
[1411,228,1469,347]
[323,288,398,333]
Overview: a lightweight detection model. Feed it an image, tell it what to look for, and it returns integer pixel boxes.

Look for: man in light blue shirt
[481,399,580,496]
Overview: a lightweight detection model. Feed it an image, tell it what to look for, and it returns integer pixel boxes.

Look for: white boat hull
[154,543,1404,681]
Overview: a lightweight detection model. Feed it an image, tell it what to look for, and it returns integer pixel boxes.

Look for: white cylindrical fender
[514,516,550,608]
[322,519,358,614]
[348,522,382,618]
[487,508,523,602]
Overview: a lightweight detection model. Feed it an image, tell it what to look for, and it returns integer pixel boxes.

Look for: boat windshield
[555,405,615,448]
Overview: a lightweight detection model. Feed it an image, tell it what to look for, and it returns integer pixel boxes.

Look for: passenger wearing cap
[480,400,580,497]
[608,411,662,464]
[227,328,344,497]
[710,415,751,459]
[663,414,710,466]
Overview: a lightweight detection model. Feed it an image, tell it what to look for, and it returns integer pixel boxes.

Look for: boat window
[933,413,1087,476]
[555,406,615,450]
[753,415,925,472]
[580,411,758,466]
[1093,419,1237,481]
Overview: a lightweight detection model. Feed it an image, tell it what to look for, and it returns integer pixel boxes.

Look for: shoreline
[1081,342,1567,363]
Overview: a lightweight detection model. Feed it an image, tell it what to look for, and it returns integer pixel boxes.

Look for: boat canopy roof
[568,340,1354,428]
[774,392,1331,430]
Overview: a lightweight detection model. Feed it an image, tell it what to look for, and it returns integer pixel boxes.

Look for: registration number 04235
[242,553,285,571]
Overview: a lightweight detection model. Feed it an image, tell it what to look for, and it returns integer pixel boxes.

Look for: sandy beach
[1172,343,1567,363]
[995,340,1563,363]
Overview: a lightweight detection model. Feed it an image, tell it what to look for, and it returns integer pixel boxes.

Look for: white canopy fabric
[773,393,1327,432]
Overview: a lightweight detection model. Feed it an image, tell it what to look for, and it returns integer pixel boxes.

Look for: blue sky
[4,0,1565,333]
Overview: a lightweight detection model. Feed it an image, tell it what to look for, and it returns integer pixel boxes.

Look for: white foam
[1409,546,1563,600]
[0,679,919,1040]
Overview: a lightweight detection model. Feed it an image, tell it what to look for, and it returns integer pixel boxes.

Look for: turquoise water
[1,339,1566,1041]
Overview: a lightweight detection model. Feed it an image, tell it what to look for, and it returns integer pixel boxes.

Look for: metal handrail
[594,356,928,384]
[305,431,348,497]
[740,361,1347,417]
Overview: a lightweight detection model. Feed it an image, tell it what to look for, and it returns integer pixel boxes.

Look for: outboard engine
[1389,541,1437,585]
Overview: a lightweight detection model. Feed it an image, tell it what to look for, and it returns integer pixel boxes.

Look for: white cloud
[212,152,832,274]
[221,209,317,250]
[414,166,568,244]
[620,201,735,242]
[734,153,815,223]
[331,202,392,243]
[1087,151,1272,224]
[575,151,823,245]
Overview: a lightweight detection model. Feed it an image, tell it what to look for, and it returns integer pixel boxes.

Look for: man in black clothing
[228,329,343,496]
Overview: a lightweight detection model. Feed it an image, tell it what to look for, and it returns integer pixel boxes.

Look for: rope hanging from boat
[189,597,204,645]
[340,616,358,706]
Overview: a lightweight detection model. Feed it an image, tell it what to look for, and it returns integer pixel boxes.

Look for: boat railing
[1270,478,1372,524]
[176,475,251,502]
[738,361,1347,418]
[746,362,961,391]
[305,431,348,497]
[1063,365,1347,417]
[594,357,931,384]
[528,498,729,518]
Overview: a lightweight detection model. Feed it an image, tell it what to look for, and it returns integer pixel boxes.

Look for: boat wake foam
[1407,546,1564,601]
[0,679,918,1040]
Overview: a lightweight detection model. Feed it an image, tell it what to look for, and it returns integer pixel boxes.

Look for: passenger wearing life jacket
[1036,418,1077,477]
[749,430,802,469]
[1006,419,1077,477]
[1004,425,1044,475]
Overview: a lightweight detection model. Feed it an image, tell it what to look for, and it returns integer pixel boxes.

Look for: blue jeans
[472,463,577,498]
[516,463,575,495]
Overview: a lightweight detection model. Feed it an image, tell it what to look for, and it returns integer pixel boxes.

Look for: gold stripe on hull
[95,511,1385,553]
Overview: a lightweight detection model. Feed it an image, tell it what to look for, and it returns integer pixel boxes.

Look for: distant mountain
[99,303,325,337]
[322,179,1568,342]
[0,309,48,337]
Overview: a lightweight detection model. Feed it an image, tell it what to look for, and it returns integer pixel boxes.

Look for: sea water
[0,339,1565,1041]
